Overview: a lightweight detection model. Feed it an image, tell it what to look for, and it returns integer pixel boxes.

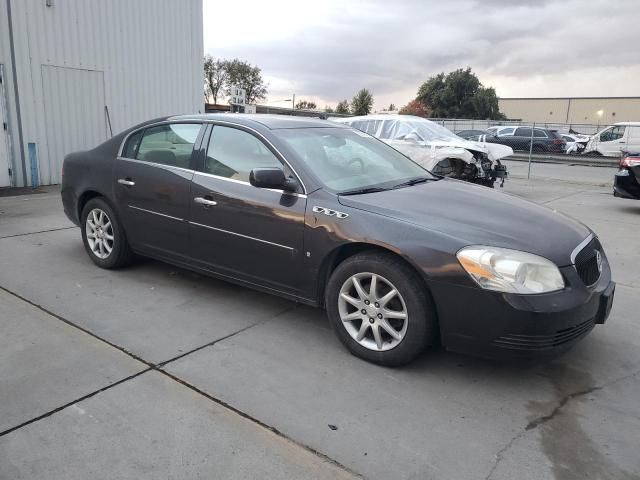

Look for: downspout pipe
[6,0,28,186]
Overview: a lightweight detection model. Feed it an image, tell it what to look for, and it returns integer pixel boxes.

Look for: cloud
[203,0,640,109]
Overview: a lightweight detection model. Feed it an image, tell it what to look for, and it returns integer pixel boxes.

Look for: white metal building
[0,0,203,188]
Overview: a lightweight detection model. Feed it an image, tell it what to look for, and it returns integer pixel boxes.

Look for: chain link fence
[431,118,638,173]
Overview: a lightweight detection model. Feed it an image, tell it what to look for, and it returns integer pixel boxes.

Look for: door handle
[194,196,217,207]
[117,178,135,186]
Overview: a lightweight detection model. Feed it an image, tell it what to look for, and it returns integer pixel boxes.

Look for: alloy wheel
[338,272,408,351]
[85,208,114,259]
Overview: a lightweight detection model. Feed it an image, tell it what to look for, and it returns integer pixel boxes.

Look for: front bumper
[613,169,640,199]
[429,263,614,360]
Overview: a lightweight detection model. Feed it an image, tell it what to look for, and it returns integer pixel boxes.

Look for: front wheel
[326,252,436,366]
[81,197,133,269]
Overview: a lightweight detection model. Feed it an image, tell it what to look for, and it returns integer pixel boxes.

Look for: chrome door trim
[116,156,195,175]
[117,178,135,186]
[570,233,594,264]
[192,171,308,198]
[189,221,294,251]
[128,205,183,222]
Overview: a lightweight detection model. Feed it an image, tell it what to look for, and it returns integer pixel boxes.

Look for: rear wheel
[326,252,435,366]
[81,197,133,269]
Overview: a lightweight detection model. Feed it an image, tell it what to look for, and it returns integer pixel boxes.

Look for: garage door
[0,65,12,187]
[41,65,107,185]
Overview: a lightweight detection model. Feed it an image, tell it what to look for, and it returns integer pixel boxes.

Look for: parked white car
[486,126,517,137]
[560,133,590,154]
[332,115,513,187]
[585,122,640,156]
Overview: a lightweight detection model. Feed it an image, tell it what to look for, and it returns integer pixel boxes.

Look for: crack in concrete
[0,368,153,438]
[484,368,640,480]
[484,429,528,480]
[0,226,76,240]
[155,304,298,368]
[0,287,358,476]
[541,189,589,205]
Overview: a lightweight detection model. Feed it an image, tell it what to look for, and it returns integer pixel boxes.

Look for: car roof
[166,113,343,130]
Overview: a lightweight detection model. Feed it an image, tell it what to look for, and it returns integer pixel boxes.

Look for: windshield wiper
[392,176,431,189]
[338,186,390,196]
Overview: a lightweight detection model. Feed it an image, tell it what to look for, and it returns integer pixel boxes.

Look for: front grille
[574,237,602,286]
[493,318,595,351]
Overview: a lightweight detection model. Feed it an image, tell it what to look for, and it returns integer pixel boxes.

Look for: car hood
[403,138,513,162]
[337,179,590,266]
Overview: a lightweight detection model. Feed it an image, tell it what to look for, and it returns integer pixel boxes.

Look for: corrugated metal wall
[2,0,203,186]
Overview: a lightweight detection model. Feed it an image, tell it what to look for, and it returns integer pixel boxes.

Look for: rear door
[509,127,532,151]
[114,122,204,260]
[188,123,306,294]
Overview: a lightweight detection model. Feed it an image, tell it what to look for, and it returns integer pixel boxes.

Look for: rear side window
[534,129,548,138]
[136,123,201,168]
[515,127,532,137]
[122,130,143,158]
[497,127,515,136]
[205,126,282,181]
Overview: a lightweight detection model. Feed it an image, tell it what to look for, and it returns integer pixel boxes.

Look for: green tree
[203,55,228,104]
[388,103,396,111]
[335,100,350,114]
[324,105,334,113]
[351,88,374,116]
[225,58,268,104]
[295,100,317,110]
[416,68,504,119]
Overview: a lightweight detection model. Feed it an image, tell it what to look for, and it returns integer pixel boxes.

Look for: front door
[188,124,306,295]
[114,122,203,260]
[596,125,627,156]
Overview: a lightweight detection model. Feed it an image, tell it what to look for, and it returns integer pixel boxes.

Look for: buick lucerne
[61,114,615,366]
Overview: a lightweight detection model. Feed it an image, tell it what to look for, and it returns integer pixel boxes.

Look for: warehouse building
[499,97,640,125]
[0,0,203,188]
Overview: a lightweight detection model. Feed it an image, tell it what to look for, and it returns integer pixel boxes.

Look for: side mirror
[249,167,297,192]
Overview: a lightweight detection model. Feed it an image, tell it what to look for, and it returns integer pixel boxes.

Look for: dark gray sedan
[61,114,614,366]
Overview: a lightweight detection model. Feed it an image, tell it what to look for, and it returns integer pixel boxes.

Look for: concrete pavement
[0,167,638,479]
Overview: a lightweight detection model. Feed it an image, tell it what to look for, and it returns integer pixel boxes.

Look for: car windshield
[274,127,434,193]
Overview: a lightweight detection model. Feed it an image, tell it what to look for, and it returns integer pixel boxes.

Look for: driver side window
[600,126,625,142]
[205,126,283,182]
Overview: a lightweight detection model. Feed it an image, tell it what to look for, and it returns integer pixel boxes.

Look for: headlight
[456,246,564,294]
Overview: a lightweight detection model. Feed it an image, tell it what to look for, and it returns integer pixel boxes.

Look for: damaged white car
[333,115,512,187]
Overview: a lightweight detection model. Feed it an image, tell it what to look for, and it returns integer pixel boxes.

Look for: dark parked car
[614,152,640,199]
[456,129,487,141]
[485,126,567,153]
[61,114,614,366]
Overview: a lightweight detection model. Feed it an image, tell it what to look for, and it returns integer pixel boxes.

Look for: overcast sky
[203,0,640,110]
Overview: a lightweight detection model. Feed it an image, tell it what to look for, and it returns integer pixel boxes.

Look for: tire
[80,197,133,269]
[325,251,435,366]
